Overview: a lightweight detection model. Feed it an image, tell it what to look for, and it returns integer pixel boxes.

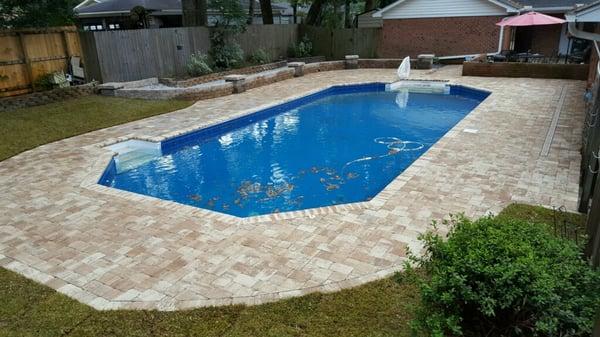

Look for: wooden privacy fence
[80,25,298,83]
[578,64,600,268]
[301,25,382,60]
[0,26,82,97]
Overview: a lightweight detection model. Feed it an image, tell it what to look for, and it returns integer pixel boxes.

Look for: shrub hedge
[407,215,600,337]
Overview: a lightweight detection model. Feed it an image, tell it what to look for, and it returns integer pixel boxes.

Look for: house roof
[565,0,600,21]
[516,0,592,11]
[372,0,594,18]
[373,0,521,18]
[76,0,181,15]
[75,0,287,17]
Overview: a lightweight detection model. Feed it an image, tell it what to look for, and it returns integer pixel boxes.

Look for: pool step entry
[386,80,450,94]
[104,139,162,174]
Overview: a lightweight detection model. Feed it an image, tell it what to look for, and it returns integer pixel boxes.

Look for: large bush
[209,29,245,70]
[288,35,313,58]
[408,215,600,337]
[248,48,271,65]
[186,52,212,77]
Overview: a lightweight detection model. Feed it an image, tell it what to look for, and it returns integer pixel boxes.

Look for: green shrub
[32,72,67,91]
[209,29,244,70]
[407,215,600,337]
[248,48,271,65]
[288,35,313,58]
[186,52,213,77]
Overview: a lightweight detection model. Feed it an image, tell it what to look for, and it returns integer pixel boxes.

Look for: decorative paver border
[0,67,585,310]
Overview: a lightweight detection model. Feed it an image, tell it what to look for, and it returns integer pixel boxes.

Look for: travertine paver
[0,66,585,310]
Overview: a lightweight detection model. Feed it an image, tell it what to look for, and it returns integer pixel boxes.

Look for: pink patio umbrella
[496,11,566,26]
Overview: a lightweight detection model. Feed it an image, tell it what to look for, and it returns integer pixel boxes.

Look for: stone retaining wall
[0,83,97,112]
[159,61,289,88]
[246,68,295,90]
[109,59,420,102]
[462,62,589,80]
[304,61,345,74]
[288,56,326,64]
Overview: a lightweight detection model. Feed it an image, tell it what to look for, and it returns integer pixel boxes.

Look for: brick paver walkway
[0,66,585,310]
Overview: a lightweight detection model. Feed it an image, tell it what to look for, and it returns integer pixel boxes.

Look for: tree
[247,0,254,24]
[344,0,351,27]
[0,0,79,29]
[259,0,274,24]
[210,0,247,27]
[363,0,375,12]
[130,6,149,28]
[305,0,326,25]
[182,0,207,26]
[291,0,298,23]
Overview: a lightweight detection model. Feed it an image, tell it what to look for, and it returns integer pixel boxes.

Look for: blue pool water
[100,83,488,217]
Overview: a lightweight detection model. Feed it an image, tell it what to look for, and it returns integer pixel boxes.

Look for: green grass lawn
[0,96,193,161]
[0,96,588,337]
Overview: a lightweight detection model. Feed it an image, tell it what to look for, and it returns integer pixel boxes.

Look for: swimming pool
[99,83,489,217]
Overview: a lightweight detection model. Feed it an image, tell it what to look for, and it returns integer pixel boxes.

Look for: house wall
[529,24,563,56]
[378,16,506,58]
[377,0,509,19]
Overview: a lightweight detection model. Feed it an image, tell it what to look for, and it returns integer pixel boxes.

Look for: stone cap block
[98,82,125,90]
[224,75,246,82]
[345,55,359,60]
[417,54,435,59]
[288,62,306,67]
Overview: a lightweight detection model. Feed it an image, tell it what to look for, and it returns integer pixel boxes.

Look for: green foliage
[129,5,149,28]
[0,0,78,29]
[248,48,271,65]
[407,215,600,337]
[32,73,55,92]
[209,0,247,29]
[209,33,244,70]
[288,35,313,58]
[207,0,247,70]
[186,52,213,77]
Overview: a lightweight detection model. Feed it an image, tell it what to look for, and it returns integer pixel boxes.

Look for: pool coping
[80,80,489,226]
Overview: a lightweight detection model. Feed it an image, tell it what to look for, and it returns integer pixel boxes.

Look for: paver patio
[0,66,585,310]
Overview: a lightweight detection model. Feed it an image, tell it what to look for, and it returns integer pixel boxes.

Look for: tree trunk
[248,0,254,24]
[306,0,326,26]
[259,0,274,24]
[182,0,207,26]
[363,0,375,12]
[197,0,207,26]
[344,0,351,28]
[292,0,297,24]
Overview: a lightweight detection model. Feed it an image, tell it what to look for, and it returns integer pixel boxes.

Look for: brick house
[372,0,594,59]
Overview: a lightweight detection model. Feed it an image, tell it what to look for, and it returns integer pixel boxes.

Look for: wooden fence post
[17,32,34,85]
[62,31,72,59]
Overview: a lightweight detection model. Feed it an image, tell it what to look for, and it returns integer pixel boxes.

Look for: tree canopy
[0,0,80,29]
